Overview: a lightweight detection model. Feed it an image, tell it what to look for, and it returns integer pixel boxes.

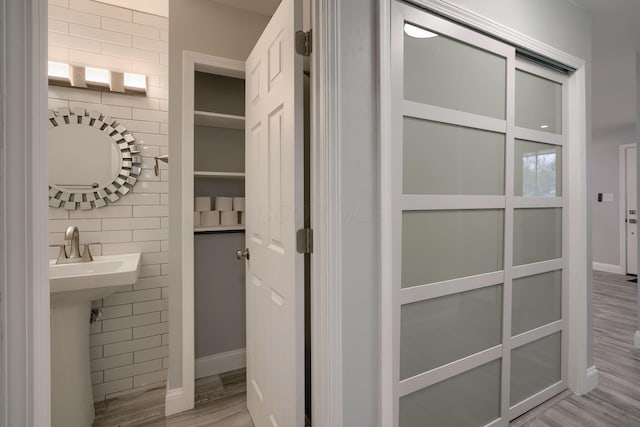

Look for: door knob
[236,248,250,260]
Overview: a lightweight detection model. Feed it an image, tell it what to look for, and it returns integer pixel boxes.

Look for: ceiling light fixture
[404,23,438,39]
[540,124,549,129]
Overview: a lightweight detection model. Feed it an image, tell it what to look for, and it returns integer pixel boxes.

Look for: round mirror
[48,108,142,210]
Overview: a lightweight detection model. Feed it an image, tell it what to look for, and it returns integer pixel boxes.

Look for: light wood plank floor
[92,369,253,427]
[511,271,640,426]
[94,271,640,426]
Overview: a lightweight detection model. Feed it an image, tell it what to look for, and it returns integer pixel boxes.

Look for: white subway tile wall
[47,0,168,401]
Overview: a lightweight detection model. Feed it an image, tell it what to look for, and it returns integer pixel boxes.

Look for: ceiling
[568,0,640,136]
[208,0,280,17]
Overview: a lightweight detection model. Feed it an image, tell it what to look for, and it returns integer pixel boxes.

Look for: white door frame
[0,0,51,425]
[167,2,344,424]
[380,0,595,425]
[311,0,343,426]
[619,143,636,276]
[166,51,246,416]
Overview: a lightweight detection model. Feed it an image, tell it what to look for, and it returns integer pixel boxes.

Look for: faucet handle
[50,244,68,264]
[81,242,100,262]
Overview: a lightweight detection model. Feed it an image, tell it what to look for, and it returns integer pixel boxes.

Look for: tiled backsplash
[47,0,169,401]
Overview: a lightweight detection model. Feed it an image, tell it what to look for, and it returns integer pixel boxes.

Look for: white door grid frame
[380,0,594,426]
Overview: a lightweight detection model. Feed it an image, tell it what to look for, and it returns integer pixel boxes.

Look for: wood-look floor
[92,369,253,427]
[511,271,640,427]
[94,271,640,427]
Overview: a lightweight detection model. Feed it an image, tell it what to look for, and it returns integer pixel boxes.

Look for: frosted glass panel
[401,285,502,379]
[404,23,506,119]
[510,333,562,405]
[403,118,505,195]
[400,360,501,427]
[515,70,562,134]
[514,139,562,197]
[402,210,504,287]
[513,208,562,266]
[512,270,562,336]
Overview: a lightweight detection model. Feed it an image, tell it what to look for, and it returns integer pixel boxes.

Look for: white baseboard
[165,387,192,417]
[592,262,623,274]
[634,331,640,349]
[195,348,246,379]
[584,366,599,393]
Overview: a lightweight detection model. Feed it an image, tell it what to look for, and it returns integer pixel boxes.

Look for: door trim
[311,0,344,426]
[380,0,593,425]
[619,143,636,276]
[1,0,50,425]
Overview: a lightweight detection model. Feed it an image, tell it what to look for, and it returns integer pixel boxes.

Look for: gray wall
[194,233,246,357]
[338,0,379,425]
[336,0,591,424]
[168,0,268,389]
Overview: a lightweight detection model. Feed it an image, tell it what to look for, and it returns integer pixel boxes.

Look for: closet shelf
[194,171,245,178]
[195,225,246,233]
[194,111,245,129]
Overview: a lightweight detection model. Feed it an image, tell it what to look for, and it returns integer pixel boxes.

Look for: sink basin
[50,253,142,304]
[49,253,141,427]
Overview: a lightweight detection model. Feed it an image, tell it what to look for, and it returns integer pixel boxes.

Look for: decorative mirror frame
[48,107,142,210]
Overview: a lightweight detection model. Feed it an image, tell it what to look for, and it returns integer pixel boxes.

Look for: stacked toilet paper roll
[232,197,245,226]
[194,196,211,212]
[201,210,220,227]
[232,197,245,211]
[195,196,245,227]
[215,197,233,211]
[220,211,238,226]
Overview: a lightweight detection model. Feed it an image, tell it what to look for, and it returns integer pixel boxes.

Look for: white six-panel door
[387,2,568,426]
[244,0,305,426]
[626,146,637,275]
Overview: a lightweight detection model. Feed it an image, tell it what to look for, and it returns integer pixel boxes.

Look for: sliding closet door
[387,2,568,426]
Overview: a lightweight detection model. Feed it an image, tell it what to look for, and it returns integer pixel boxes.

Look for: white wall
[335,0,591,424]
[47,0,169,401]
[168,0,269,390]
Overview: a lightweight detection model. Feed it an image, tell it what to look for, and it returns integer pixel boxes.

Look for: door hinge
[295,30,312,56]
[296,228,313,254]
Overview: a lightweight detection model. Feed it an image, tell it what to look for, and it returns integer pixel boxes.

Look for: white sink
[50,253,142,304]
[49,253,141,427]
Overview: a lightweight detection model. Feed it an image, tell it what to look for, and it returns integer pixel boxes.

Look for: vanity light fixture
[85,67,110,87]
[124,73,147,93]
[404,23,438,39]
[48,61,147,95]
[48,61,70,84]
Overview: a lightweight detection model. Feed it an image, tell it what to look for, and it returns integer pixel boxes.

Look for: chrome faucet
[52,226,97,264]
[66,225,81,259]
